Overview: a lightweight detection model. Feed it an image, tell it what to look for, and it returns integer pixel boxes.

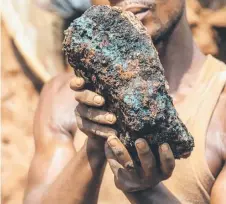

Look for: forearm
[42,140,106,204]
[125,183,180,204]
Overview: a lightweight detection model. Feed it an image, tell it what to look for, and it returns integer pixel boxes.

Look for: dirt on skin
[1,23,39,204]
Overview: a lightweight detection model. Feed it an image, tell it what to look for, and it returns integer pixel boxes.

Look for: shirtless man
[24,0,226,203]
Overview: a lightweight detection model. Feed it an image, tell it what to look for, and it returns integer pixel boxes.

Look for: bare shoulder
[34,72,77,148]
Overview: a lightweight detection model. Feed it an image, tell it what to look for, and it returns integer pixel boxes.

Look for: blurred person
[24,0,226,203]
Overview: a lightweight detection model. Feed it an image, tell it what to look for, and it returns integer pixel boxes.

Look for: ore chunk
[63,5,194,160]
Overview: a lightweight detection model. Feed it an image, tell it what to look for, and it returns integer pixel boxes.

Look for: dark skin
[24,0,226,203]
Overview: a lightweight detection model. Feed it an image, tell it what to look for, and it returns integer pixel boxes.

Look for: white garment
[36,0,92,18]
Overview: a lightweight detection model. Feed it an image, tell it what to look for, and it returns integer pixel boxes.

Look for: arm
[210,163,226,203]
[126,183,180,204]
[24,75,106,204]
[210,86,226,203]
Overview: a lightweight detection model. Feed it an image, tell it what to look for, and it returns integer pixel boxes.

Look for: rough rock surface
[63,5,194,159]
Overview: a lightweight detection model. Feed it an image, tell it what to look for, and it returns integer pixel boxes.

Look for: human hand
[70,75,175,191]
[70,76,118,139]
[105,136,175,192]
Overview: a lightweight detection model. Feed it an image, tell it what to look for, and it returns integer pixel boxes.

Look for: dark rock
[63,5,194,160]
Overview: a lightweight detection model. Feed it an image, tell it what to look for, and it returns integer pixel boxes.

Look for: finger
[135,138,156,177]
[70,76,85,90]
[107,136,135,171]
[75,90,105,107]
[75,104,117,125]
[159,143,175,179]
[105,142,124,176]
[76,115,117,138]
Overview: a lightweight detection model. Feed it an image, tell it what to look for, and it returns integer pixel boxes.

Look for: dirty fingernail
[135,140,146,150]
[93,95,104,104]
[106,114,116,123]
[135,139,149,153]
[161,143,169,152]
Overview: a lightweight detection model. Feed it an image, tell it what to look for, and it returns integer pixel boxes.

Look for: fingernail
[76,78,83,86]
[135,139,149,153]
[93,95,103,105]
[161,143,169,152]
[106,114,116,123]
[108,137,119,147]
[135,140,146,150]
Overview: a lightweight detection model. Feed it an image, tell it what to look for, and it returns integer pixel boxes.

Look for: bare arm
[24,74,106,204]
[210,163,226,203]
[125,183,180,204]
[210,86,226,203]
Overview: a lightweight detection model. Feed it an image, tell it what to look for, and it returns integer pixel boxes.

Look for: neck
[156,13,206,94]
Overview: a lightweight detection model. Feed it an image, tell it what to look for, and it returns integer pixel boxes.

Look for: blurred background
[1,0,226,203]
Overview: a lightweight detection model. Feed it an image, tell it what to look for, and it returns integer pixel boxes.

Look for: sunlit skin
[24,0,226,203]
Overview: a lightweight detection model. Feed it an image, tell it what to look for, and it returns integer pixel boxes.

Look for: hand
[105,136,175,193]
[70,76,118,139]
[70,75,175,193]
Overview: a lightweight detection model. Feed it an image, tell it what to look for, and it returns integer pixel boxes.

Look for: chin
[143,7,185,44]
[112,0,185,44]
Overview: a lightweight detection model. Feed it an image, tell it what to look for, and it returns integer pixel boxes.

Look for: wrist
[81,136,106,164]
[126,183,180,204]
[87,136,105,154]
